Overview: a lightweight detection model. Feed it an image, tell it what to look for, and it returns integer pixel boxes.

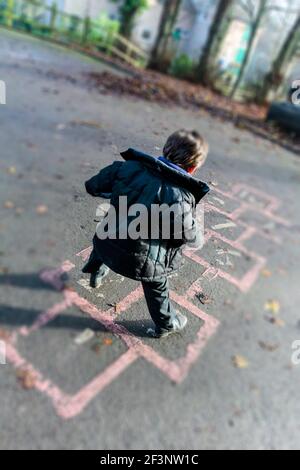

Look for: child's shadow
[0,304,106,333]
[0,272,57,291]
[116,319,154,338]
[0,271,156,339]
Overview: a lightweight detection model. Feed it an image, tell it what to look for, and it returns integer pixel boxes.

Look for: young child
[83,130,209,338]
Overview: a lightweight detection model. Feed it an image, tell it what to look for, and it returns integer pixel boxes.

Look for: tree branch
[264,6,300,15]
[237,0,255,20]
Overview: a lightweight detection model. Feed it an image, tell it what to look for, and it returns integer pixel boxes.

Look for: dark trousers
[141,277,177,332]
[83,246,177,332]
[82,246,109,278]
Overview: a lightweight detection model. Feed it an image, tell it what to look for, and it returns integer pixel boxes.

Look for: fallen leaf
[261,269,272,278]
[266,316,285,327]
[36,205,48,215]
[0,328,10,340]
[92,343,102,354]
[70,120,102,129]
[232,355,249,369]
[4,201,15,209]
[0,266,9,274]
[85,71,296,152]
[264,300,280,315]
[108,303,120,314]
[196,292,213,305]
[258,341,279,352]
[7,166,17,175]
[103,338,113,346]
[16,369,36,390]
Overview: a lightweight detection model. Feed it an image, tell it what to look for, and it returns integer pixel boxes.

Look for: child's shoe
[89,265,110,288]
[147,311,188,338]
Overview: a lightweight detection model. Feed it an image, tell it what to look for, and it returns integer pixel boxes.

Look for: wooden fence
[0,0,149,68]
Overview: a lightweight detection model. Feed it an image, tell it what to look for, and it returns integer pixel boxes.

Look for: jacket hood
[120,148,210,204]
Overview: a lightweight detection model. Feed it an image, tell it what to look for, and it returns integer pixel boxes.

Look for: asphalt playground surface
[0,29,300,450]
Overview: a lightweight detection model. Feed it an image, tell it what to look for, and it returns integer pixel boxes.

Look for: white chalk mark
[212,222,237,230]
[77,278,93,292]
[74,329,95,345]
[211,196,225,206]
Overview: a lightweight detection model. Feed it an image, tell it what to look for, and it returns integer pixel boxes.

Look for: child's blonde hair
[163,130,208,171]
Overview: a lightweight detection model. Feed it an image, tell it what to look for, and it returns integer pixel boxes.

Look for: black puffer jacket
[85,149,209,282]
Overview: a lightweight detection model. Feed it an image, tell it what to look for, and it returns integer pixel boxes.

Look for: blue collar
[158,156,189,175]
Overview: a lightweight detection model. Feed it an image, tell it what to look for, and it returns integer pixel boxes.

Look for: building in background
[47,0,163,52]
[173,0,218,60]
[45,0,217,55]
[214,0,300,97]
[42,0,299,99]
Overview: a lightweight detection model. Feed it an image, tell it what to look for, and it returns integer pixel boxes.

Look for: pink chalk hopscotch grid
[3,184,290,419]
[5,259,219,420]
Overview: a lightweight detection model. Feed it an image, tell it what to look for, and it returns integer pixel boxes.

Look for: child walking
[82,130,209,338]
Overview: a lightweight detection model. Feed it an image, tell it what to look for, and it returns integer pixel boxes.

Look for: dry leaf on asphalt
[36,205,48,215]
[266,316,285,327]
[108,303,120,314]
[103,338,113,346]
[70,120,102,129]
[4,201,15,209]
[258,341,279,352]
[264,300,281,315]
[0,266,9,274]
[92,343,102,354]
[232,355,249,369]
[7,166,17,175]
[86,71,300,154]
[196,293,213,305]
[261,269,272,278]
[16,369,37,390]
[0,328,10,340]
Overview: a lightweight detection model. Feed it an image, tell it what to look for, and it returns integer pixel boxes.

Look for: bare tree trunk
[261,13,300,101]
[120,7,139,38]
[198,0,233,85]
[149,0,181,70]
[230,0,267,99]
